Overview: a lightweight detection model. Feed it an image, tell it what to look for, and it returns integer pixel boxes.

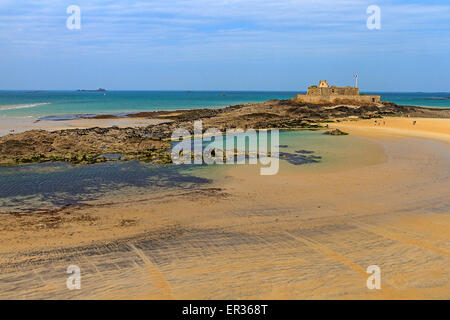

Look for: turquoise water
[0,130,314,211]
[0,160,212,212]
[0,91,297,119]
[0,130,378,212]
[0,91,448,119]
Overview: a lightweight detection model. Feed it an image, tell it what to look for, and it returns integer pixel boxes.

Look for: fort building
[296,80,381,104]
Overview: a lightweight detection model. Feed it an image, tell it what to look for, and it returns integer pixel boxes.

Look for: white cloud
[0,0,448,59]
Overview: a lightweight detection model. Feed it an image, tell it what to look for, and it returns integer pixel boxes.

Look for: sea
[1,90,438,212]
[0,91,449,119]
[0,129,381,212]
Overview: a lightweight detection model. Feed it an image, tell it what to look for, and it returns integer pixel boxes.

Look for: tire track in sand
[129,244,173,299]
[285,231,405,298]
[353,220,450,258]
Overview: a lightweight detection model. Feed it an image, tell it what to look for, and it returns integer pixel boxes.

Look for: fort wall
[296,81,380,104]
[295,94,381,104]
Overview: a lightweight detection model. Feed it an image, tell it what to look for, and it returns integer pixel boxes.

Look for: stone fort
[296,80,380,104]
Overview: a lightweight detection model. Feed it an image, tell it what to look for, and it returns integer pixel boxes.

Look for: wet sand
[0,117,168,136]
[0,118,449,299]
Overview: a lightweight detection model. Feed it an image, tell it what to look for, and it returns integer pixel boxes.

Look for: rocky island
[76,88,107,92]
[1,98,449,166]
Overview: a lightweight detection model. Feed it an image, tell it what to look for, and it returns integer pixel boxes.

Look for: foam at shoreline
[0,102,50,111]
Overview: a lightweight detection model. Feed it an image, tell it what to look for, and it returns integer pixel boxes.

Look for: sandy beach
[0,116,448,299]
[331,117,450,143]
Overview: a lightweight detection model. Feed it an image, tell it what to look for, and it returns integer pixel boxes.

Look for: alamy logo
[66,5,81,30]
[171,120,279,175]
[366,265,381,289]
[367,5,381,30]
[66,265,81,290]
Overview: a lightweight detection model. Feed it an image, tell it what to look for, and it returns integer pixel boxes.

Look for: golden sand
[330,117,450,143]
[0,117,448,299]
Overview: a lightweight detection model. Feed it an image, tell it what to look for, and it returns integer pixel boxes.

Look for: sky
[0,0,449,91]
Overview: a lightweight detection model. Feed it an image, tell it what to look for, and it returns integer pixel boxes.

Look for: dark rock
[279,152,321,165]
[323,129,349,136]
[295,150,315,154]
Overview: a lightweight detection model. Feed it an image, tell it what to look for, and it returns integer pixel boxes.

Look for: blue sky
[0,0,449,91]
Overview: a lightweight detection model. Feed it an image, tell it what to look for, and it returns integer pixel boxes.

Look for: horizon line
[0,89,449,94]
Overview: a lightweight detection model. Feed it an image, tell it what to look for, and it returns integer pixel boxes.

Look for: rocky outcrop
[323,129,349,136]
[1,99,449,166]
[0,127,170,165]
